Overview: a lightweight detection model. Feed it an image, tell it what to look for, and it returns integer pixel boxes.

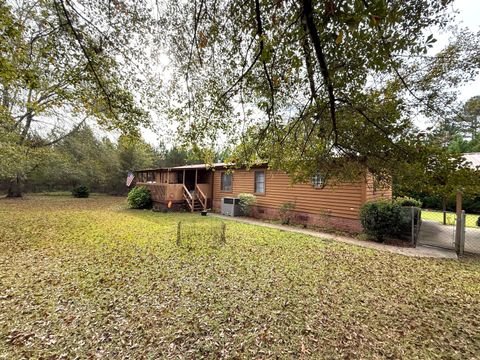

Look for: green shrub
[279,202,296,224]
[360,200,403,242]
[395,196,422,207]
[72,185,90,198]
[127,186,152,209]
[238,193,256,216]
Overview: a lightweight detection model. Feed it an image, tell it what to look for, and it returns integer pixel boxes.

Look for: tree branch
[301,0,337,145]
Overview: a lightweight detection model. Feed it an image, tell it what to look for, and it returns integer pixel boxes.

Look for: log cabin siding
[213,168,364,219]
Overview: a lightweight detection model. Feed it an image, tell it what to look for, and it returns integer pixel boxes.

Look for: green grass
[1,196,479,358]
[422,209,480,228]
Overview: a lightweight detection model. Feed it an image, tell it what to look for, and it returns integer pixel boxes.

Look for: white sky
[138,0,480,146]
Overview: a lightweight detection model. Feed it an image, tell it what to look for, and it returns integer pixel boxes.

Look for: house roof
[135,162,234,172]
[135,162,269,172]
[463,152,480,169]
[169,162,232,170]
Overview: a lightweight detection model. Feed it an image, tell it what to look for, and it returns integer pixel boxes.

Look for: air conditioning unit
[221,197,242,216]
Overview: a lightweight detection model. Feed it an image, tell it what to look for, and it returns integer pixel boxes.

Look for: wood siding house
[134,163,391,233]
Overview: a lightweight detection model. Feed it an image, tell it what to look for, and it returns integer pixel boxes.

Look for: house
[133,163,391,233]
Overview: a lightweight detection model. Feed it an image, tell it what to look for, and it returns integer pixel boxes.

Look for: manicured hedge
[360,200,404,242]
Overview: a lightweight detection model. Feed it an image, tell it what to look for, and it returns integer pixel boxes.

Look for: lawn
[1,196,479,358]
[422,209,480,228]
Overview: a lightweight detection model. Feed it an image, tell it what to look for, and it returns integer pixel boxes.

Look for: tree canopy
[158,0,479,184]
[0,0,155,195]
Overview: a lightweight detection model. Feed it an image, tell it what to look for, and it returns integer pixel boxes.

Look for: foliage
[127,186,152,209]
[158,0,479,185]
[395,196,422,208]
[238,193,256,216]
[421,210,480,229]
[395,144,480,213]
[0,0,155,196]
[394,189,480,215]
[279,202,296,225]
[360,200,403,242]
[1,196,480,358]
[72,185,90,198]
[455,95,480,140]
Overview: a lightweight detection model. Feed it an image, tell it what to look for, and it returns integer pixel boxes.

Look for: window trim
[220,171,233,192]
[254,170,266,195]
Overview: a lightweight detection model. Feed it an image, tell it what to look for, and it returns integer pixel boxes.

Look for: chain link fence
[399,207,422,246]
[459,211,480,255]
[417,210,456,250]
[176,220,226,249]
[417,210,480,255]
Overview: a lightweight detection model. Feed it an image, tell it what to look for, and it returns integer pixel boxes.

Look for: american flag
[126,171,135,187]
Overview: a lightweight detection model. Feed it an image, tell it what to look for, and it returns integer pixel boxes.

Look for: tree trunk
[7,175,24,198]
[442,197,447,225]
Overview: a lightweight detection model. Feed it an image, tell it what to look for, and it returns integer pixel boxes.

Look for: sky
[136,0,480,146]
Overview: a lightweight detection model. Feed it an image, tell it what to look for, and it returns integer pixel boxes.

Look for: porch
[135,166,213,212]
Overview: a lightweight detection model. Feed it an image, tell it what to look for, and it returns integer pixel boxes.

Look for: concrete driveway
[418,220,480,254]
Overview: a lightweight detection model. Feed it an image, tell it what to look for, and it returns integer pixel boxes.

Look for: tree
[26,126,158,194]
[158,0,479,184]
[395,142,480,224]
[0,0,154,196]
[457,95,480,140]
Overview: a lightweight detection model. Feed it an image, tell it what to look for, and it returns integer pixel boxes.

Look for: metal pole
[455,190,462,255]
[460,210,466,256]
[411,206,415,246]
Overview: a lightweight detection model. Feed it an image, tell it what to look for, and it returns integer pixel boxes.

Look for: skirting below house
[152,201,185,212]
[212,200,362,234]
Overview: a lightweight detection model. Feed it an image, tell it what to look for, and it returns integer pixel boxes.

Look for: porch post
[183,170,185,185]
[195,169,198,187]
[455,190,463,255]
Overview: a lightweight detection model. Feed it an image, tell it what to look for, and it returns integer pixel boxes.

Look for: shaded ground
[1,196,480,359]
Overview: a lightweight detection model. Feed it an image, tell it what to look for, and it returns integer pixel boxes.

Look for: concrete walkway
[211,214,458,260]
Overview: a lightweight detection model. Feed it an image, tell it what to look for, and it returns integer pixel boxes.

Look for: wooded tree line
[0,124,219,195]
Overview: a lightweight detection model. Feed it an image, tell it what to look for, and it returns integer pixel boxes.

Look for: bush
[127,186,152,209]
[279,202,296,224]
[360,200,403,242]
[238,193,256,216]
[395,196,422,207]
[72,185,90,198]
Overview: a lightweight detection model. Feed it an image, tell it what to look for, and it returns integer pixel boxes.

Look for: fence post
[460,210,466,256]
[411,206,415,246]
[455,191,462,255]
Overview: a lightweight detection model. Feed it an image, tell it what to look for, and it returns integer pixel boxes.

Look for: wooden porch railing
[183,184,194,212]
[137,183,167,202]
[195,184,207,210]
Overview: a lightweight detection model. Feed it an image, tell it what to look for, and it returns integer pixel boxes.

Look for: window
[254,170,265,194]
[311,173,325,188]
[221,172,232,191]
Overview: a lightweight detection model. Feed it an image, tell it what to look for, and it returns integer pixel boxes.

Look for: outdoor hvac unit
[221,197,242,216]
